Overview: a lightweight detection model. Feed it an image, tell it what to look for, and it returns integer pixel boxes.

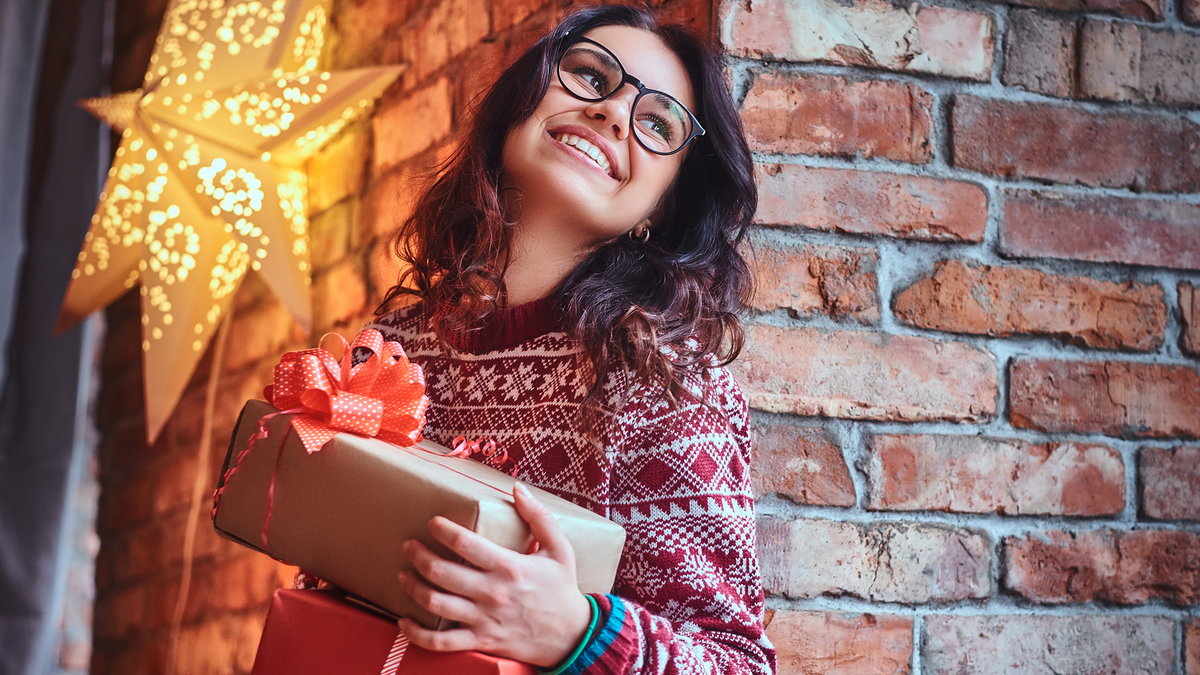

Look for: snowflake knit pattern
[367,299,776,675]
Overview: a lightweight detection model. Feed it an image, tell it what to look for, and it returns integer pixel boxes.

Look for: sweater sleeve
[565,366,776,675]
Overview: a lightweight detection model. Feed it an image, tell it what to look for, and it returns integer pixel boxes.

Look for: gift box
[252,588,535,675]
[214,399,626,629]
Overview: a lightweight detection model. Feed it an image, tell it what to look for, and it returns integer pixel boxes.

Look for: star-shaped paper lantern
[60,0,404,442]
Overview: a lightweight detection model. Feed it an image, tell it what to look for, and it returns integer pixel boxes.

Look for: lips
[548,127,618,179]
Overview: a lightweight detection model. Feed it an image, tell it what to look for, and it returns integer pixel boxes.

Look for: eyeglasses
[556,35,705,156]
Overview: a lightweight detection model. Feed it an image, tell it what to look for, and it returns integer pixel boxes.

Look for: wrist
[538,594,599,674]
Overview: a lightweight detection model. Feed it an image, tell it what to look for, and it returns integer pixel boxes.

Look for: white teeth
[554,133,612,176]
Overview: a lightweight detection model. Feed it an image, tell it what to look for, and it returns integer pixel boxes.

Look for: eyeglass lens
[558,43,693,154]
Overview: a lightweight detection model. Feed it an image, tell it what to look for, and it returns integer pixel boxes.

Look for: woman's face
[501,25,694,250]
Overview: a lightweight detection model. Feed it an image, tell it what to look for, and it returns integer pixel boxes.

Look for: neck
[502,226,583,307]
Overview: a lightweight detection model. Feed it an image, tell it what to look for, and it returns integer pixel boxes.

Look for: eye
[572,65,610,96]
[637,112,675,143]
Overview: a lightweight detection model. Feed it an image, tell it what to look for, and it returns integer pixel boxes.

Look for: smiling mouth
[553,133,614,178]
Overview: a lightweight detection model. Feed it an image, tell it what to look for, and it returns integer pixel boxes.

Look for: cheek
[632,154,684,204]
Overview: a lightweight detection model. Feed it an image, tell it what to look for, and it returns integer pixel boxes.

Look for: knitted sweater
[367,298,775,675]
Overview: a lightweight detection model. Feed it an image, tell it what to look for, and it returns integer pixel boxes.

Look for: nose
[584,85,637,140]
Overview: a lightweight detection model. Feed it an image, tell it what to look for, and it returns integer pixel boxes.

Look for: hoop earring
[629,222,651,243]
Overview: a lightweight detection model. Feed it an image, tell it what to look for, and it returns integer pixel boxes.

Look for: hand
[396,483,593,668]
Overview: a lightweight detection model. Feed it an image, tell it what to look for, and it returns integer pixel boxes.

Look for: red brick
[923,615,1175,675]
[109,510,187,586]
[362,167,420,244]
[368,240,410,309]
[952,95,1200,193]
[1187,0,1200,24]
[755,164,987,242]
[1009,358,1200,439]
[223,298,304,374]
[655,0,712,34]
[758,517,991,602]
[1005,529,1200,605]
[231,267,277,314]
[403,0,491,85]
[149,451,198,517]
[308,200,353,273]
[328,0,419,70]
[372,78,453,174]
[748,243,878,322]
[1182,283,1199,357]
[1001,190,1200,270]
[1013,0,1161,19]
[93,583,147,642]
[1002,10,1077,98]
[741,72,932,163]
[306,124,369,214]
[184,552,281,622]
[734,325,997,423]
[108,637,167,675]
[312,259,368,333]
[766,610,912,675]
[1188,619,1200,675]
[493,0,553,32]
[100,290,142,377]
[1080,20,1200,108]
[112,27,156,93]
[97,359,145,427]
[175,614,267,675]
[99,465,154,535]
[721,0,994,81]
[96,416,151,484]
[893,259,1166,351]
[751,424,856,506]
[866,435,1124,516]
[1141,446,1200,520]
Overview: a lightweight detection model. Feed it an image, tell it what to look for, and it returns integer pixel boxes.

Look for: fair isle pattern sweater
[367,299,776,675]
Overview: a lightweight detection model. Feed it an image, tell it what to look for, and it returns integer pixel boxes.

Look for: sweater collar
[445,295,564,354]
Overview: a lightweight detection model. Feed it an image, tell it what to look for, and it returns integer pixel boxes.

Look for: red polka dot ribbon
[266,328,429,453]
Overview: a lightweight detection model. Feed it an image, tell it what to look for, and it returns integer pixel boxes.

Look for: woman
[367,6,774,674]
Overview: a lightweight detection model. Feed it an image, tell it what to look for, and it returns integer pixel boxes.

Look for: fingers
[426,516,506,571]
[513,483,575,567]
[404,538,486,600]
[397,618,479,653]
[397,570,481,624]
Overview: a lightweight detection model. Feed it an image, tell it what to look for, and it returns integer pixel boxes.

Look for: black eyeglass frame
[556,34,706,156]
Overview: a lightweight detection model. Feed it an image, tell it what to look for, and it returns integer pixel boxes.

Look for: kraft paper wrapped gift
[213,399,627,629]
[252,589,535,675]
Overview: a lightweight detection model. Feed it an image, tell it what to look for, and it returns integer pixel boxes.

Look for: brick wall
[724,0,1200,671]
[90,0,1199,673]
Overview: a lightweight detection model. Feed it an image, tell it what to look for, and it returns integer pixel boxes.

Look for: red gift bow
[211,329,430,541]
[266,328,429,453]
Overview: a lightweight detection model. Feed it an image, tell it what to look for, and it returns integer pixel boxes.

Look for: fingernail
[515,482,532,498]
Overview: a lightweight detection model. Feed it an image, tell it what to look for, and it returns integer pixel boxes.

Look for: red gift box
[252,589,536,675]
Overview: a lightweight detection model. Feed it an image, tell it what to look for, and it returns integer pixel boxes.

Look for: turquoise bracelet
[539,594,600,675]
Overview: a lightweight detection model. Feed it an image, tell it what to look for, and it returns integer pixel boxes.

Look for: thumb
[513,483,575,567]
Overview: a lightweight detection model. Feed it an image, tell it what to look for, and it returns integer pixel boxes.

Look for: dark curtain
[0,0,108,670]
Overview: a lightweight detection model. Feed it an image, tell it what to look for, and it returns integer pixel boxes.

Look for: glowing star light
[60,0,404,442]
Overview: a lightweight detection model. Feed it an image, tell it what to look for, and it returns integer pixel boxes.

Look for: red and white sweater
[367,298,776,675]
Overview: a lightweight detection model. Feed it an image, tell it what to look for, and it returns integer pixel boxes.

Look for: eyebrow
[648,91,684,114]
[581,44,623,75]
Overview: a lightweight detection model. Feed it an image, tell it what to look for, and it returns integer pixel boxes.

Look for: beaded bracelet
[539,594,600,675]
